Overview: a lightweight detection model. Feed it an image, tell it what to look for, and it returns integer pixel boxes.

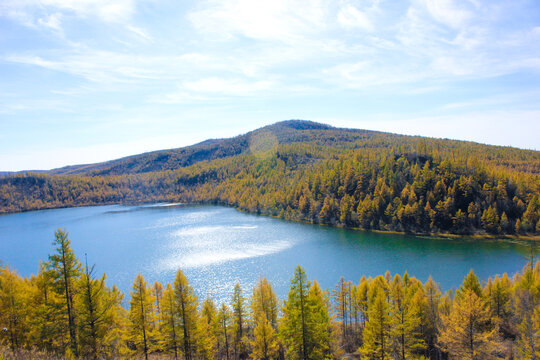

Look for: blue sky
[1,0,540,171]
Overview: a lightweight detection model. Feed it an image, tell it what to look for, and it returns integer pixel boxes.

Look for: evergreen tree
[281,266,311,360]
[199,298,219,359]
[218,303,233,360]
[438,290,501,360]
[76,258,120,359]
[232,282,249,360]
[128,274,155,360]
[456,269,483,299]
[47,228,81,357]
[159,283,180,359]
[0,267,27,352]
[251,316,279,360]
[27,263,66,354]
[251,278,279,329]
[483,274,512,321]
[514,263,540,360]
[306,280,332,360]
[360,287,391,360]
[389,274,425,359]
[251,278,280,360]
[424,276,442,359]
[281,267,331,360]
[152,281,164,316]
[173,269,199,360]
[481,206,500,234]
[332,276,351,350]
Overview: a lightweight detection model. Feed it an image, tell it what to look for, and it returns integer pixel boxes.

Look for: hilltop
[47,120,365,176]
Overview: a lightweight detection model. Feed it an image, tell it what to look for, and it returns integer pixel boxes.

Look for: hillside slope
[1,120,539,236]
[48,120,345,176]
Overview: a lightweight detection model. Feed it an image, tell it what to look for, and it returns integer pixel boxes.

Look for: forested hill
[1,120,539,236]
[47,120,340,176]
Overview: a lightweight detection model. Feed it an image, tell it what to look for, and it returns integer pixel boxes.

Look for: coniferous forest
[1,121,539,237]
[0,229,539,359]
[4,1,540,359]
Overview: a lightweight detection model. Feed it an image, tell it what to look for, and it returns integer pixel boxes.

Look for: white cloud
[43,0,134,22]
[37,12,63,31]
[189,0,328,43]
[126,25,153,42]
[183,77,275,95]
[151,77,278,104]
[423,0,475,29]
[337,4,373,31]
[4,50,222,84]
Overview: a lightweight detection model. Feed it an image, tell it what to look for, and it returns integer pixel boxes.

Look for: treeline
[1,124,539,236]
[197,145,540,236]
[1,230,539,359]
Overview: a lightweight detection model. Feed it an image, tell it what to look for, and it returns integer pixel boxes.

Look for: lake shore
[2,199,539,242]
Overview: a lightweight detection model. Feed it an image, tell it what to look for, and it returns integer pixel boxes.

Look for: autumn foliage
[1,229,539,359]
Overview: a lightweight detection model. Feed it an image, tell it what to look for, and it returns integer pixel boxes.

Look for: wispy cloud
[1,0,540,169]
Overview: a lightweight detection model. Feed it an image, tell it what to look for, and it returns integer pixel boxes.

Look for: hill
[1,120,539,236]
[47,120,362,176]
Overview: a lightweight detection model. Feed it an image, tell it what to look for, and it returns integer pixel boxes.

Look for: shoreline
[2,200,539,242]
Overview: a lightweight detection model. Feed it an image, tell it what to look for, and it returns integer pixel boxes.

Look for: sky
[1,0,540,171]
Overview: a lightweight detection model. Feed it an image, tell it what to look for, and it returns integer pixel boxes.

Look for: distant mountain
[1,120,539,237]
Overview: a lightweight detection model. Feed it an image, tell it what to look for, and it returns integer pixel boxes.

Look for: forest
[0,229,539,359]
[1,121,539,236]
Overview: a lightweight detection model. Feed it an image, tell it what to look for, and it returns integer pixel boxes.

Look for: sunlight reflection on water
[158,223,293,269]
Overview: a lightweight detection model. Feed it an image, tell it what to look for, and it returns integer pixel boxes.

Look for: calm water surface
[0,204,530,304]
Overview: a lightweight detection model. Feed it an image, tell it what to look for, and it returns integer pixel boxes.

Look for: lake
[0,203,530,304]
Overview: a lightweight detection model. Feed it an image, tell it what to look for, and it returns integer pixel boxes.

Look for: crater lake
[0,203,530,303]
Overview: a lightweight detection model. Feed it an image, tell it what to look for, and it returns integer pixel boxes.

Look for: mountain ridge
[45,120,376,176]
[14,119,537,176]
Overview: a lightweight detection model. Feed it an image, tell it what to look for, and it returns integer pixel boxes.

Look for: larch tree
[513,263,540,360]
[251,278,278,329]
[280,266,331,360]
[47,228,81,357]
[232,282,249,360]
[159,283,180,359]
[152,281,164,317]
[360,287,391,360]
[484,274,512,324]
[424,276,442,359]
[198,298,218,360]
[76,258,119,360]
[99,284,126,359]
[438,290,501,360]
[251,278,280,360]
[332,276,351,351]
[280,265,311,360]
[456,270,483,300]
[218,303,233,360]
[251,316,279,360]
[27,262,66,354]
[357,277,370,329]
[128,273,155,360]
[389,274,425,360]
[173,269,199,360]
[306,280,332,360]
[0,266,28,352]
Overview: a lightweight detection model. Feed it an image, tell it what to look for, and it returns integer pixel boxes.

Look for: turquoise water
[0,204,530,304]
